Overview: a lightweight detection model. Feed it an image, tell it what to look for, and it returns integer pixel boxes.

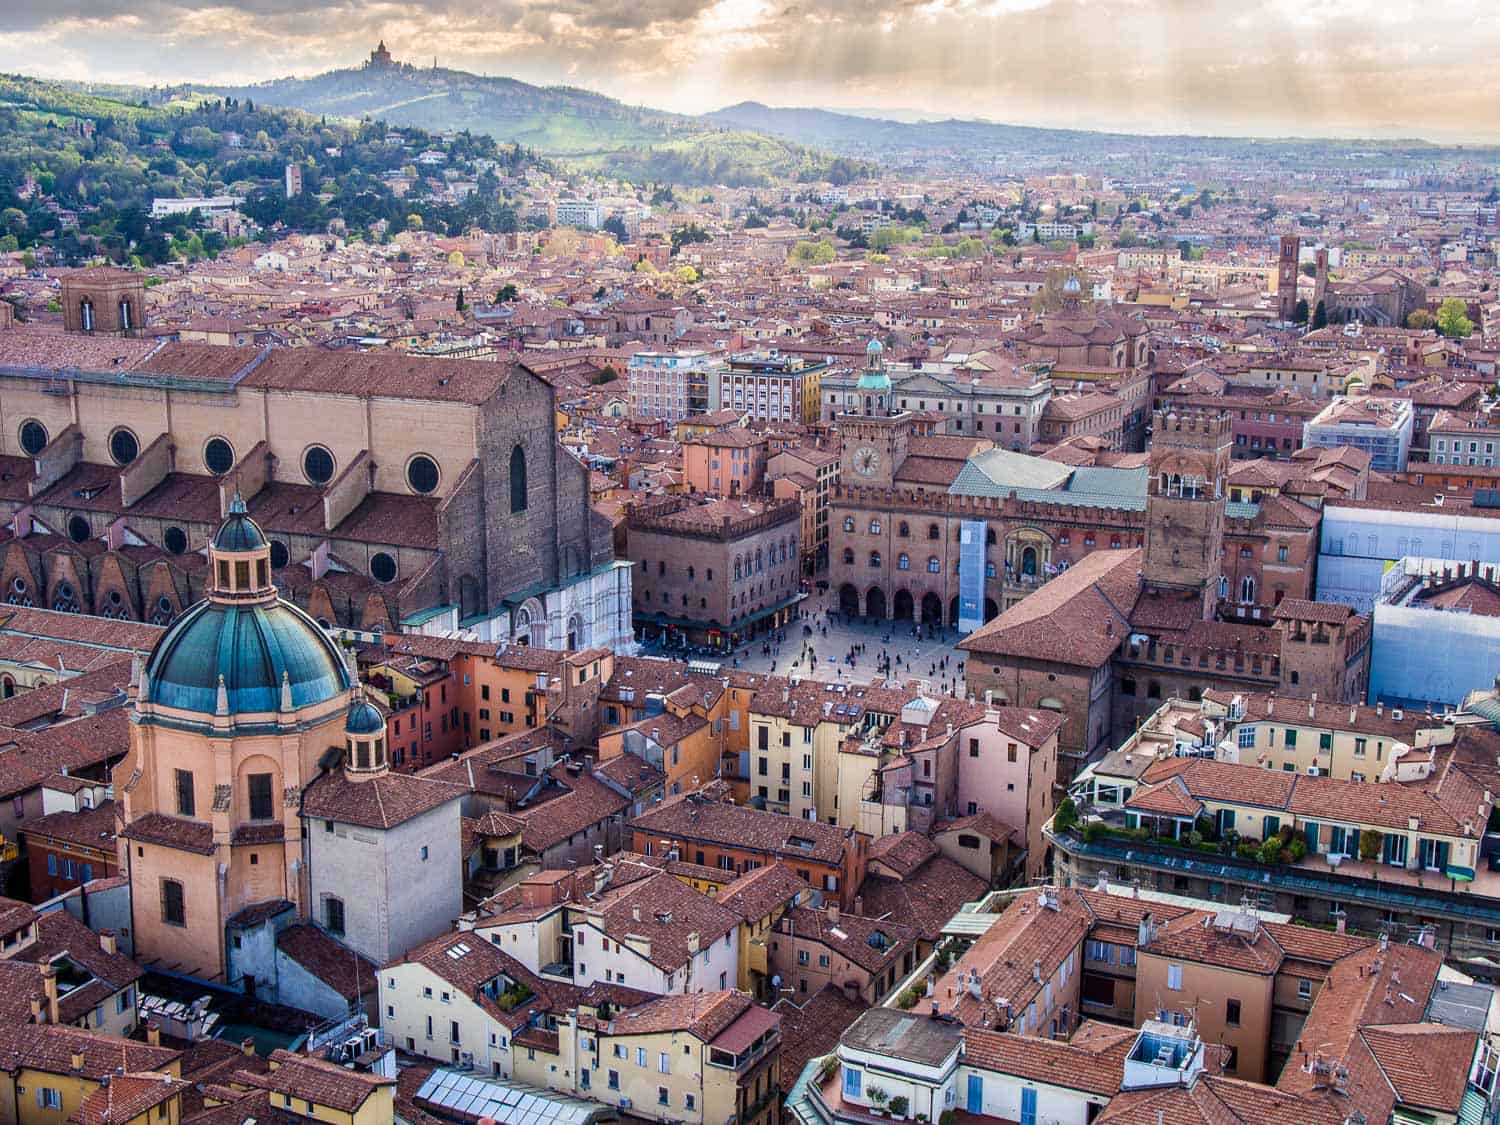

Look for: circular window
[157,596,172,614]
[406,454,440,495]
[10,578,24,595]
[18,420,48,457]
[370,552,397,583]
[303,445,335,486]
[203,437,235,475]
[107,590,122,605]
[163,526,187,555]
[68,515,91,543]
[269,540,290,569]
[109,428,139,467]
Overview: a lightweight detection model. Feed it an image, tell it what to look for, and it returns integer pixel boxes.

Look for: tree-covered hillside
[209,61,870,187]
[0,74,548,264]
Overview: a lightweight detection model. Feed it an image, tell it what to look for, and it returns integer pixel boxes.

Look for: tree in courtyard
[1437,297,1474,338]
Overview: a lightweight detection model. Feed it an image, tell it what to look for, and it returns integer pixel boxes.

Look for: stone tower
[1143,408,1231,619]
[1312,247,1329,318]
[840,338,910,489]
[1277,234,1300,323]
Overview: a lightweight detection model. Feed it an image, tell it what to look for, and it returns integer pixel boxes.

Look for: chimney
[687,931,701,956]
[1138,911,1155,948]
[40,960,60,1024]
[632,905,641,923]
[240,1036,255,1056]
[98,930,117,956]
[70,1050,85,1072]
[827,902,840,925]
[854,896,864,914]
[145,1021,161,1047]
[1032,958,1042,983]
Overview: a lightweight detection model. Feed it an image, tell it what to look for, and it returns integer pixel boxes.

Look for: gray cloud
[1,0,1495,139]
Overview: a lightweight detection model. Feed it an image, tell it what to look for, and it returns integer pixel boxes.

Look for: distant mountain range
[205,61,870,187]
[704,101,1486,161]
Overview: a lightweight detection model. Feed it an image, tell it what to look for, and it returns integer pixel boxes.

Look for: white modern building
[1315,497,1500,613]
[1369,556,1500,709]
[149,195,245,218]
[556,199,607,230]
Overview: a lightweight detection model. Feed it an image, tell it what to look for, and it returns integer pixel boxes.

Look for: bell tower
[1143,408,1231,618]
[1277,234,1300,323]
[839,338,909,488]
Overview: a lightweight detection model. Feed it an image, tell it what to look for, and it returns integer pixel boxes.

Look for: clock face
[853,446,880,477]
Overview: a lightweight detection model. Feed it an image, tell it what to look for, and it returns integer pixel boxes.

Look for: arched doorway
[921,592,944,625]
[893,589,914,620]
[839,584,861,617]
[1021,546,1038,577]
[866,587,887,620]
[984,598,1000,621]
[566,612,585,650]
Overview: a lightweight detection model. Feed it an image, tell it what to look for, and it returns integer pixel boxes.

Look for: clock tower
[840,337,910,489]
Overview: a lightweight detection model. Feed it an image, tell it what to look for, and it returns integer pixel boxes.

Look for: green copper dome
[345,698,386,735]
[143,598,351,717]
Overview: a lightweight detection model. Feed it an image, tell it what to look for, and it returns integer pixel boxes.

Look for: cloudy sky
[3,0,1495,139]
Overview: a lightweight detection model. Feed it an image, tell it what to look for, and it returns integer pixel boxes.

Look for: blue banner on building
[958,519,987,634]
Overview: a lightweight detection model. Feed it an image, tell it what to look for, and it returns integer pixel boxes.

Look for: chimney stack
[98,930,117,956]
[40,960,60,1025]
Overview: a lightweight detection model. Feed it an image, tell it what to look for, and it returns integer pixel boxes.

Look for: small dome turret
[346,698,385,735]
[343,694,389,777]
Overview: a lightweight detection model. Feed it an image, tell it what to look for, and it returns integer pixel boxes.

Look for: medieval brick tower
[1277,234,1300,323]
[61,267,146,337]
[1143,407,1232,619]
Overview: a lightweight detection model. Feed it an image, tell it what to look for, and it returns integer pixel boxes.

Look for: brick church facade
[0,272,632,652]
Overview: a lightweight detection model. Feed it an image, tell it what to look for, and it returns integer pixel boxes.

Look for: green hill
[209,60,869,186]
[0,73,546,264]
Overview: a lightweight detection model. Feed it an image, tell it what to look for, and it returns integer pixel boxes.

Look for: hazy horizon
[5,0,1499,144]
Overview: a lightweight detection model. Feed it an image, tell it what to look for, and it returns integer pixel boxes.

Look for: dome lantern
[210,494,276,603]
